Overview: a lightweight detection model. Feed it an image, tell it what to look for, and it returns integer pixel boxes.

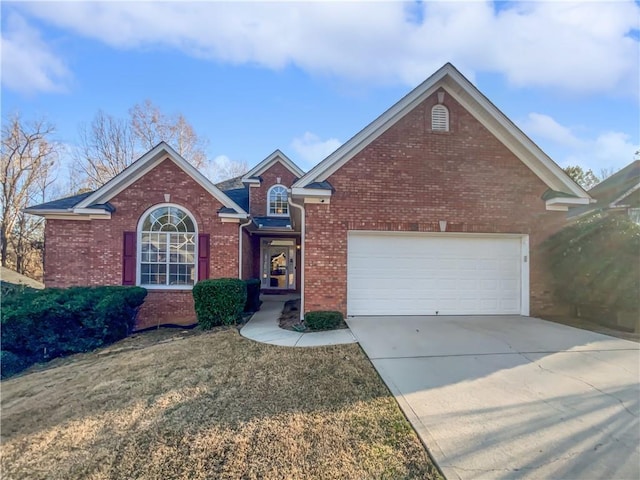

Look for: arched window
[268,185,288,216]
[431,104,449,132]
[139,205,196,287]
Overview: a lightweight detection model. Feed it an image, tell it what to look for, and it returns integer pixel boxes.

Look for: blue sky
[2,1,639,187]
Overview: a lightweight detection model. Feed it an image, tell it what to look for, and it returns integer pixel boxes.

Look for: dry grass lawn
[1,327,441,480]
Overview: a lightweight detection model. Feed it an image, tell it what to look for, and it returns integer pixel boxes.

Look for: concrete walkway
[240,294,357,347]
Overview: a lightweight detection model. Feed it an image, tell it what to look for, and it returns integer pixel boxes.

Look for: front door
[261,239,296,289]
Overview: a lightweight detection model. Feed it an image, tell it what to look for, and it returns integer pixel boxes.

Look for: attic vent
[431,104,449,132]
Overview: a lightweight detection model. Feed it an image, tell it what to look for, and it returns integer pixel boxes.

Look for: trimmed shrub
[305,311,343,331]
[193,278,247,329]
[244,278,261,312]
[1,286,147,378]
[1,281,37,298]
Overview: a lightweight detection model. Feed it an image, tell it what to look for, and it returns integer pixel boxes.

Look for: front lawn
[1,327,441,479]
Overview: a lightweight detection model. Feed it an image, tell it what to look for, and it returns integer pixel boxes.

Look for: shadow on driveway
[348,315,640,480]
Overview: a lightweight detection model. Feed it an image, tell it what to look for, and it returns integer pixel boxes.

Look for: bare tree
[76,101,246,189]
[202,155,249,183]
[75,111,137,189]
[129,100,208,168]
[599,167,616,181]
[1,114,58,276]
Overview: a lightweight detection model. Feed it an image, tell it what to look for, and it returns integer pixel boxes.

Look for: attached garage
[347,232,529,316]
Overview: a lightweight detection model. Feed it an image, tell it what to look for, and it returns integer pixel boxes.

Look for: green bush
[0,350,28,378]
[544,212,640,313]
[305,311,343,331]
[244,278,261,312]
[1,286,147,378]
[193,278,247,329]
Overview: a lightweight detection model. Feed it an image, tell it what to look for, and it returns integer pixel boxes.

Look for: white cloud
[521,113,639,173]
[0,14,70,95]
[14,1,639,96]
[566,131,639,173]
[522,113,585,150]
[291,132,341,170]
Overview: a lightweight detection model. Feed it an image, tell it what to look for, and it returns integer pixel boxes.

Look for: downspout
[288,195,305,321]
[238,216,252,279]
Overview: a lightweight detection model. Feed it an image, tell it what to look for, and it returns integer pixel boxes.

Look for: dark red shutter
[198,234,210,281]
[122,232,136,285]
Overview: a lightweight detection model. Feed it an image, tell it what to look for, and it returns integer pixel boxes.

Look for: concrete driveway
[347,315,640,480]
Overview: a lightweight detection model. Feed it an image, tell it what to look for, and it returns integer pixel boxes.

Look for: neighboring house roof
[241,150,304,184]
[215,175,245,191]
[292,63,591,210]
[25,142,248,218]
[567,160,640,219]
[1,266,44,289]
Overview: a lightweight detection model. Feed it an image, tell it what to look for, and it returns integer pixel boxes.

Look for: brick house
[26,63,591,330]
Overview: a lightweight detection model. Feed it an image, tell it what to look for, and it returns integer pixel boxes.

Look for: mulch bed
[278,299,306,331]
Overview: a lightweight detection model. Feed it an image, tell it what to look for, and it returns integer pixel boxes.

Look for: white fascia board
[441,76,590,200]
[242,178,261,184]
[609,182,640,208]
[242,150,305,181]
[293,63,591,202]
[76,142,247,214]
[23,208,70,216]
[545,197,590,211]
[25,210,110,220]
[72,208,112,215]
[218,212,249,219]
[291,187,332,197]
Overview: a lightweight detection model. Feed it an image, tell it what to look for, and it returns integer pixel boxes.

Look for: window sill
[139,285,194,291]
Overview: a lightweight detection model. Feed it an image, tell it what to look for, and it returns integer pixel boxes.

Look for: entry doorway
[261,238,296,290]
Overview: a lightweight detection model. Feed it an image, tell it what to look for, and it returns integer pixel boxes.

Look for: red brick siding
[249,161,299,217]
[303,90,565,317]
[43,158,239,328]
[136,291,196,330]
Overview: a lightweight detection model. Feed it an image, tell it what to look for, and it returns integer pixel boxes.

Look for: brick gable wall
[303,90,566,317]
[44,158,239,329]
[249,161,299,217]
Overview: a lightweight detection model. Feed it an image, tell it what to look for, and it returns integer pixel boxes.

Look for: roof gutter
[238,217,253,279]
[288,195,305,321]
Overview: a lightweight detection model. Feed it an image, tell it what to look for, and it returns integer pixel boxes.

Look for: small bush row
[305,311,343,331]
[1,285,146,378]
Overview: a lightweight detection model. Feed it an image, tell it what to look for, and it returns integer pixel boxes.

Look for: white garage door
[347,232,526,316]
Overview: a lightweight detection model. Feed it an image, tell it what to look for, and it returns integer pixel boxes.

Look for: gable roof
[241,150,304,183]
[76,142,247,215]
[25,191,94,212]
[293,63,590,205]
[567,160,640,219]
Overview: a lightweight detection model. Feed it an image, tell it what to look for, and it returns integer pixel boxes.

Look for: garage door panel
[347,233,523,316]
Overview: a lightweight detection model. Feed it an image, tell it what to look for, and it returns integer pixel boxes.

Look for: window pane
[140,263,167,285]
[269,186,288,215]
[140,206,196,287]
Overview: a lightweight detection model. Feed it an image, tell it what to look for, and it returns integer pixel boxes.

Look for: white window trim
[267,184,289,217]
[431,104,449,132]
[136,203,198,290]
